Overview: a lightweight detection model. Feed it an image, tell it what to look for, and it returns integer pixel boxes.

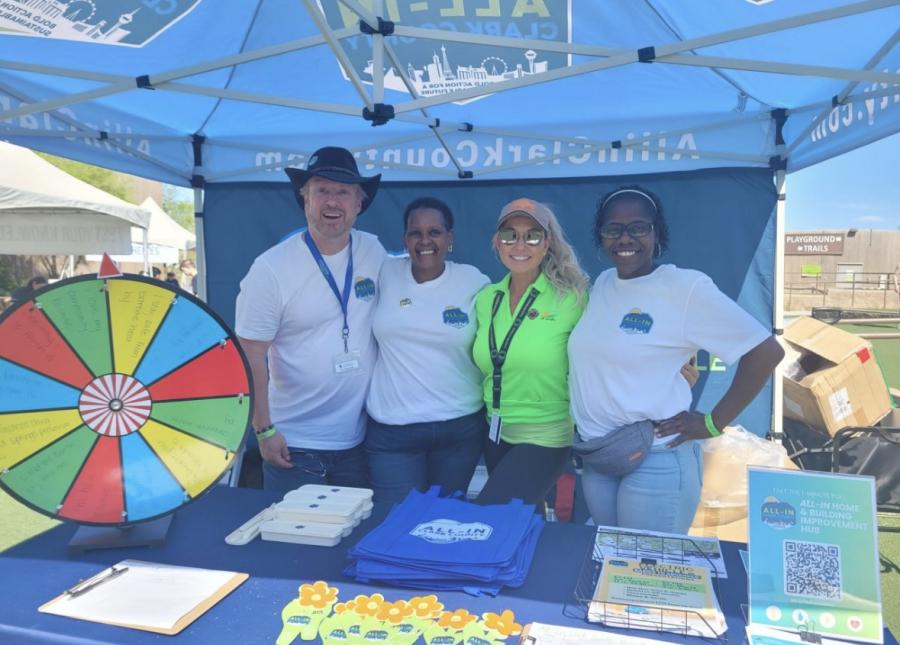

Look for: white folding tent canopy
[0,142,149,256]
[84,197,195,266]
[136,197,195,252]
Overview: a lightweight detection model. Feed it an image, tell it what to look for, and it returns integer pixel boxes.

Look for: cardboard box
[782,317,892,436]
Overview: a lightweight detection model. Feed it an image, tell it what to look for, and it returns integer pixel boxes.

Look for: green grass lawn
[1,488,898,636]
[836,322,900,391]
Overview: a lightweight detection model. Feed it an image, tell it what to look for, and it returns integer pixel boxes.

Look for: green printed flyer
[748,467,882,643]
[590,558,725,637]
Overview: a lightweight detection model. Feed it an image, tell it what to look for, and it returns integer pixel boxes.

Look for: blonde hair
[540,205,589,302]
[495,202,589,302]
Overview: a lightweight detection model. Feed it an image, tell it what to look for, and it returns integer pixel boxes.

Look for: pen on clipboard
[65,566,129,598]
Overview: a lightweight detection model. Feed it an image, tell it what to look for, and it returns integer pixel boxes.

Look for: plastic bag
[690,426,796,537]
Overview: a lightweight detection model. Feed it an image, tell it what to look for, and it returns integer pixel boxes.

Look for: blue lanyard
[304,232,353,352]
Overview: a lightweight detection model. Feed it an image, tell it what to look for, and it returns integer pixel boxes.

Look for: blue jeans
[366,409,486,503]
[581,440,703,534]
[262,443,368,492]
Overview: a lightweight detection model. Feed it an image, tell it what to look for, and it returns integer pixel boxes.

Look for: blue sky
[787,132,900,232]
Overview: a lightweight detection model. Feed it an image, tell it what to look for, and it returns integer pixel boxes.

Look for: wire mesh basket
[571,528,729,643]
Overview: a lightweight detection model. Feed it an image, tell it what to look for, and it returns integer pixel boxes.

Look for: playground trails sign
[785,233,844,255]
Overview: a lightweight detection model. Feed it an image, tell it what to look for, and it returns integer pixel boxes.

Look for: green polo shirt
[472,272,585,447]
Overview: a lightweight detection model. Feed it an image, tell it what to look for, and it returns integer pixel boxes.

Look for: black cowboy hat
[285,147,381,214]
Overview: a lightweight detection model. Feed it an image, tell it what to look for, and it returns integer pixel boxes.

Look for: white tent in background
[136,197,195,252]
[87,197,196,266]
[0,142,149,255]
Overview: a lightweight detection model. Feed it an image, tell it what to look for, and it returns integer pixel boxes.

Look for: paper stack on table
[588,558,726,639]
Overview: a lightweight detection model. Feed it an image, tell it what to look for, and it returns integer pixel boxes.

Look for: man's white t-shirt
[235,230,386,450]
[568,265,770,443]
[366,258,489,425]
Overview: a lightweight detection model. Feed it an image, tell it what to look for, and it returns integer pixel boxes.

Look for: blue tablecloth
[0,486,895,644]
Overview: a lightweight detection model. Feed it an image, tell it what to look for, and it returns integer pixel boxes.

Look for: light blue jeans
[581,440,703,534]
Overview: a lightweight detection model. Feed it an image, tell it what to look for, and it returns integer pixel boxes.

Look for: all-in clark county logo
[319,0,571,103]
[442,306,469,328]
[411,519,493,544]
[619,309,653,334]
[0,0,202,47]
[761,496,797,529]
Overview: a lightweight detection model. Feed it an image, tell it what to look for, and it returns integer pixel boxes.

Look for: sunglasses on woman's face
[599,221,654,240]
[497,228,546,246]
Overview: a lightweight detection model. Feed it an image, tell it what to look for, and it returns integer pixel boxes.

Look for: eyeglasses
[497,228,546,246]
[598,221,654,240]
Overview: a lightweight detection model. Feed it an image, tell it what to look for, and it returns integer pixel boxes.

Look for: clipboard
[39,559,249,635]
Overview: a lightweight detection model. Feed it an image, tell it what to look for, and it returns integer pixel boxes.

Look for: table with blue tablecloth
[0,486,895,644]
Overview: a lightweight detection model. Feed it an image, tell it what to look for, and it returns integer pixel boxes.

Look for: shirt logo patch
[400,298,412,308]
[527,308,540,320]
[410,519,493,544]
[442,306,469,328]
[620,309,653,334]
[354,277,376,301]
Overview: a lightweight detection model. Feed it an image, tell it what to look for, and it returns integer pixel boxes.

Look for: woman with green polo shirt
[472,198,589,508]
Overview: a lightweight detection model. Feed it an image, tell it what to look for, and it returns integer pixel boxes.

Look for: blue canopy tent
[1,0,899,435]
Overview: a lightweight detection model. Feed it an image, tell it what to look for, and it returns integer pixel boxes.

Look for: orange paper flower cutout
[482,609,522,636]
[352,593,385,617]
[298,581,338,609]
[334,600,356,614]
[409,594,444,619]
[376,599,414,624]
[438,608,476,630]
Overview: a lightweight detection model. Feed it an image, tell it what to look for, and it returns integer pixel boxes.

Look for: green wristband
[255,424,277,440]
[704,413,722,438]
[703,412,722,437]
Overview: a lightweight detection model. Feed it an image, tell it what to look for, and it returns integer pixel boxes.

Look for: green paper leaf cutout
[423,623,460,645]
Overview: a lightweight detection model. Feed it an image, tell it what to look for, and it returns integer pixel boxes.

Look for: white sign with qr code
[783,539,842,601]
[828,387,852,422]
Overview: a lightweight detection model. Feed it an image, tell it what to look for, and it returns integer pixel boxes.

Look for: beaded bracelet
[704,413,722,438]
[255,424,277,441]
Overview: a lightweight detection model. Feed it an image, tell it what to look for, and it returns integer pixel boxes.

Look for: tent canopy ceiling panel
[0,0,898,184]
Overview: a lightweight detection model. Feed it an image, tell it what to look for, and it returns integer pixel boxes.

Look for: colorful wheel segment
[0,274,253,526]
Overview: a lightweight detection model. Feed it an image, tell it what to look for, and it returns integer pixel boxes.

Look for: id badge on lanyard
[488,287,540,444]
[333,349,362,375]
[304,232,362,376]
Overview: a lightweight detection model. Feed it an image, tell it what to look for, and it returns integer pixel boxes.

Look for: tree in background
[163,185,195,233]
[0,256,31,297]
[38,153,133,201]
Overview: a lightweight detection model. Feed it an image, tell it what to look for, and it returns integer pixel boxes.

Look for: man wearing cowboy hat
[236,147,385,490]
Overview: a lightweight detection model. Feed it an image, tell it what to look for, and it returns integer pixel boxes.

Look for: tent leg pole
[143,227,150,276]
[194,187,207,302]
[772,170,787,440]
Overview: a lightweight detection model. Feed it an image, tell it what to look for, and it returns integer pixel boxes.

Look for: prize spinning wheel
[0,273,252,526]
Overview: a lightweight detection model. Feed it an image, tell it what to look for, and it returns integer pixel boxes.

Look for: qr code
[783,540,841,600]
